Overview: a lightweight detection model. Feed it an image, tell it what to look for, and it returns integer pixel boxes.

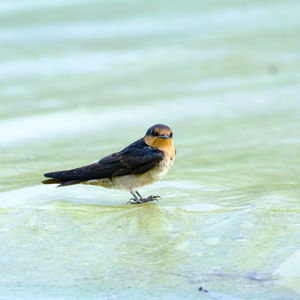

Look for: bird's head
[144,124,174,153]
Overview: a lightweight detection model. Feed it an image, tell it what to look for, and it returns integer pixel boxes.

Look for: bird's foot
[127,198,142,204]
[144,195,160,202]
[127,195,160,204]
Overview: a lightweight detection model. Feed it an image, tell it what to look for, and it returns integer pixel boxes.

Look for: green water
[0,0,300,299]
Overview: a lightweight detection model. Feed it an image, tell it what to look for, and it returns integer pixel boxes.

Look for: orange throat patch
[144,136,175,159]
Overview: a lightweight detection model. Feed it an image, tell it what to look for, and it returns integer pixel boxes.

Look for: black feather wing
[44,138,164,182]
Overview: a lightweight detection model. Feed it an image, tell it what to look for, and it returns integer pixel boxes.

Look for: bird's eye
[153,131,159,136]
[170,132,173,138]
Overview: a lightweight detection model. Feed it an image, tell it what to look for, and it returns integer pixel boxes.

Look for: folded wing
[43,138,164,186]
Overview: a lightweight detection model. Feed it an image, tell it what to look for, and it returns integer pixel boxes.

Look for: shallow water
[0,0,300,299]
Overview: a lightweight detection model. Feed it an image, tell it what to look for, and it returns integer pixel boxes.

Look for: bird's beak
[158,134,169,139]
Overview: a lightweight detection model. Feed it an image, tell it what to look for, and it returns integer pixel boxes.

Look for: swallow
[42,124,176,204]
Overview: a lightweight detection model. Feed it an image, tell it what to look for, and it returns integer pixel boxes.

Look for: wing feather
[43,138,164,183]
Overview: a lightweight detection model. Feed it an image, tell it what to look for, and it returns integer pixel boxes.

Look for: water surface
[0,0,300,299]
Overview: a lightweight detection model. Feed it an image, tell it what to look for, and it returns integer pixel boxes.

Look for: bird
[42,124,176,204]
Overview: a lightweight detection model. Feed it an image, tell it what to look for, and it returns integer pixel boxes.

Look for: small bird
[42,124,176,204]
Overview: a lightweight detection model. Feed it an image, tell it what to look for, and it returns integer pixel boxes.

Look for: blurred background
[0,0,299,299]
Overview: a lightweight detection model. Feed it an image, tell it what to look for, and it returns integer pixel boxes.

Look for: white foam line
[0,101,189,148]
[0,51,144,80]
[0,108,140,148]
[0,47,232,81]
[0,180,187,208]
[0,20,169,42]
[1,46,297,81]
[0,96,222,148]
[1,85,298,149]
[0,19,187,42]
[0,0,91,14]
[0,4,294,44]
[0,184,125,208]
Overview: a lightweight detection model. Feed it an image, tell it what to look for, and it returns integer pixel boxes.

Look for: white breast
[84,156,174,191]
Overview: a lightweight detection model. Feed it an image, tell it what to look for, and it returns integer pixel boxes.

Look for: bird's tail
[42,178,61,184]
[42,172,84,187]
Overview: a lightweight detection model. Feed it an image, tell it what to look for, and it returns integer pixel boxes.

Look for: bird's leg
[128,190,160,204]
[127,191,142,204]
[136,191,160,203]
[135,191,144,200]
